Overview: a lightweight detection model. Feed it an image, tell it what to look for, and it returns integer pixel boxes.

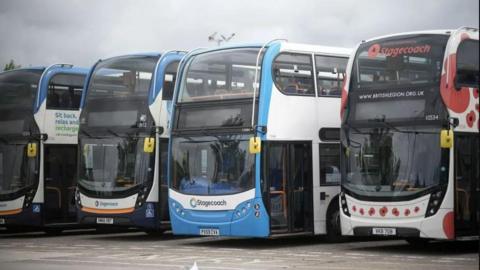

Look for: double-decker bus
[339,27,479,243]
[76,52,185,233]
[168,42,350,237]
[0,65,88,232]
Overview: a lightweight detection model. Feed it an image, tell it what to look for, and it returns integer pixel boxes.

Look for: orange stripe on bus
[0,208,22,215]
[81,207,134,214]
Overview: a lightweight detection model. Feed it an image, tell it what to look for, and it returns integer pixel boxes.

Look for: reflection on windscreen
[0,144,36,195]
[171,136,255,195]
[79,138,151,193]
[343,127,444,198]
[179,49,262,102]
[82,56,158,128]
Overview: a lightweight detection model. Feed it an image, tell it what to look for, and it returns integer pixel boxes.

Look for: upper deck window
[315,55,348,97]
[82,56,158,128]
[352,34,449,90]
[46,73,85,110]
[0,69,42,135]
[178,48,262,103]
[0,69,41,110]
[456,39,479,88]
[162,61,180,101]
[273,53,315,96]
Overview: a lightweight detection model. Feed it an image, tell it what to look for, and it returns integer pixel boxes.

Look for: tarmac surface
[0,229,478,270]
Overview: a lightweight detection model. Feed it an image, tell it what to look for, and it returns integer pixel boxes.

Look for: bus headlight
[135,185,150,209]
[23,189,36,208]
[232,200,253,220]
[425,189,444,217]
[340,192,350,217]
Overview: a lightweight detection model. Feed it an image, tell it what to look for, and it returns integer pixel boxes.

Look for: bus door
[454,133,479,236]
[44,145,77,224]
[266,142,313,234]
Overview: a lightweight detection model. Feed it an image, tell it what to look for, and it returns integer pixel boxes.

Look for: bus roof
[185,41,351,57]
[97,52,163,62]
[362,29,454,43]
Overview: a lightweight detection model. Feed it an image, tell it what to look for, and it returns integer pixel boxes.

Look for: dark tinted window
[162,61,179,101]
[273,53,315,96]
[315,55,348,97]
[47,74,85,110]
[456,39,479,87]
[319,144,340,186]
[176,102,252,129]
[319,128,340,141]
[82,56,158,128]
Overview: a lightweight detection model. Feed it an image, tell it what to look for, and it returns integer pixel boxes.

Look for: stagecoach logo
[95,200,119,208]
[190,198,197,208]
[368,43,431,58]
[0,203,7,208]
[189,198,227,208]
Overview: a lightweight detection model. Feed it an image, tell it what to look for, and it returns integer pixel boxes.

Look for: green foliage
[3,60,21,71]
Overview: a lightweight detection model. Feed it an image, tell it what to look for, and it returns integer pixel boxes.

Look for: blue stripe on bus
[254,41,281,198]
[148,52,186,106]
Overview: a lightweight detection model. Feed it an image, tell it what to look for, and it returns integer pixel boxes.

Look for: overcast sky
[0,0,478,68]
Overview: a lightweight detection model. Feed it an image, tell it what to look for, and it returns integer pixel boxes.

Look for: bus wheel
[405,238,430,247]
[326,202,342,242]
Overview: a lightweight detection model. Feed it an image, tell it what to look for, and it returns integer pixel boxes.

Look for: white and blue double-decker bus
[168,42,350,237]
[0,65,88,231]
[76,52,185,233]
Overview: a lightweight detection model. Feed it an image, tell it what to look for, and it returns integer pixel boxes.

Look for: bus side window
[162,61,180,101]
[456,39,479,88]
[319,144,341,186]
[47,74,85,110]
[273,53,315,96]
[315,55,348,97]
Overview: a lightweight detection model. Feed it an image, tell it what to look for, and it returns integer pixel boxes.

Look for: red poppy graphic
[460,33,470,41]
[359,208,365,215]
[379,206,388,217]
[368,44,381,58]
[368,207,375,216]
[473,88,479,99]
[466,111,476,128]
[404,209,411,216]
[392,208,399,217]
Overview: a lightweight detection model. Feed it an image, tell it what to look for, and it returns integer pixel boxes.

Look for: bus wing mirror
[440,129,453,149]
[27,143,38,158]
[249,137,261,154]
[143,137,155,153]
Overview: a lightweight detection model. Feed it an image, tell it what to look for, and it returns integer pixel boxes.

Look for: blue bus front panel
[169,197,269,237]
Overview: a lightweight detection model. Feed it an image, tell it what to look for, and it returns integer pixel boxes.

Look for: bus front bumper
[77,202,166,230]
[169,197,270,238]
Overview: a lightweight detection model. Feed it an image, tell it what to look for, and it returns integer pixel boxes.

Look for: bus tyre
[326,202,342,242]
[405,238,430,247]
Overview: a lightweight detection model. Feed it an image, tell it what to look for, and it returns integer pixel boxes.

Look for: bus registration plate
[96,217,114,224]
[199,228,219,236]
[0,218,5,225]
[372,227,396,236]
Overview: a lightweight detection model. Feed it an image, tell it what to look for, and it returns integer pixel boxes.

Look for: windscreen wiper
[106,128,121,137]
[368,117,400,132]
